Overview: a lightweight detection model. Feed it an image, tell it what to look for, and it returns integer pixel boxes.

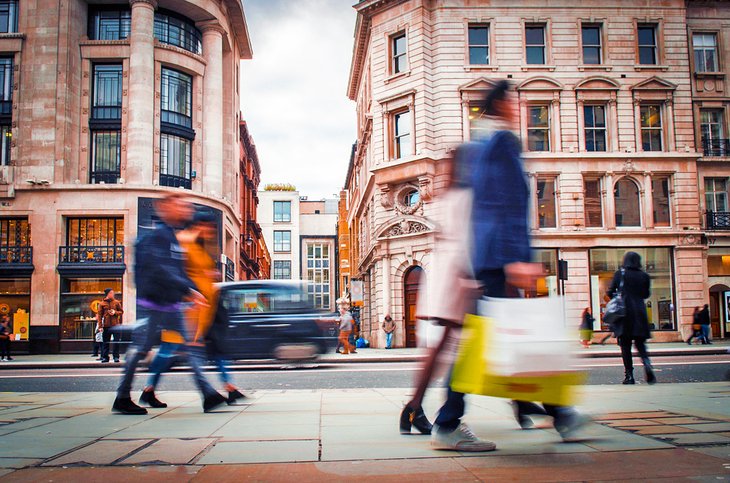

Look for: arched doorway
[709,284,729,339]
[403,266,423,348]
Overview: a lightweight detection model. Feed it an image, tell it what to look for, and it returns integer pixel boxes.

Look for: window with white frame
[640,104,663,151]
[273,201,291,222]
[527,105,550,151]
[700,109,727,156]
[273,260,291,280]
[705,178,728,212]
[693,33,719,73]
[537,177,557,228]
[584,105,607,152]
[525,24,546,64]
[273,230,291,253]
[306,243,331,309]
[468,24,489,65]
[391,32,408,74]
[393,109,412,159]
[581,24,602,65]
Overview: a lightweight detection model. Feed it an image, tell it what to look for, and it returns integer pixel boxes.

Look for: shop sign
[13,308,29,340]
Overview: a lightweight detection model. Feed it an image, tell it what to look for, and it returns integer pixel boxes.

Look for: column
[576,97,585,152]
[643,172,654,229]
[126,0,156,185]
[608,96,619,152]
[382,257,391,319]
[551,96,562,152]
[200,22,224,197]
[665,98,676,152]
[605,173,616,229]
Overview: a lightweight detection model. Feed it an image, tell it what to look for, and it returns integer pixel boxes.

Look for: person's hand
[188,290,209,307]
[108,309,116,316]
[504,262,544,290]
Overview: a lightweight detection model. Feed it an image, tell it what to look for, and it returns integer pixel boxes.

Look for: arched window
[614,178,641,227]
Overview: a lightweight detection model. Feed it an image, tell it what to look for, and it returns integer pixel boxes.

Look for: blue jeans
[385,332,393,348]
[701,325,711,343]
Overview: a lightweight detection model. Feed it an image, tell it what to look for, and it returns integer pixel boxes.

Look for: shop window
[584,179,603,228]
[0,278,30,333]
[614,178,641,227]
[306,243,331,309]
[537,177,557,228]
[652,176,671,227]
[708,255,730,276]
[590,248,674,331]
[60,278,122,340]
[533,248,558,297]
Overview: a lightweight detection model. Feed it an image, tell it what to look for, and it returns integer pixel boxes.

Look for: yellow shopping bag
[451,313,586,406]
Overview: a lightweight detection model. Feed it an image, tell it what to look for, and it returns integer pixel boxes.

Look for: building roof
[344,142,357,190]
[224,0,253,59]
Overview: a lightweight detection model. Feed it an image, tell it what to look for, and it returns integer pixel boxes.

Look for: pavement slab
[120,438,216,465]
[43,439,152,466]
[0,465,202,483]
[0,458,43,469]
[653,432,730,446]
[196,440,320,465]
[0,436,95,459]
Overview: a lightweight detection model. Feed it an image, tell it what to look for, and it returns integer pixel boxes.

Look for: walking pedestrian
[98,288,123,363]
[0,315,12,361]
[607,251,656,385]
[579,307,595,348]
[338,306,354,355]
[687,306,702,345]
[697,304,712,344]
[382,314,396,349]
[431,81,588,451]
[112,193,226,415]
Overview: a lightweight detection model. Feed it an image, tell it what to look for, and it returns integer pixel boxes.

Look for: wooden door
[709,292,722,339]
[404,266,423,348]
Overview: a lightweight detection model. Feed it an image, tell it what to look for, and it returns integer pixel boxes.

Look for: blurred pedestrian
[98,288,123,363]
[0,315,12,361]
[431,81,587,451]
[697,304,712,344]
[382,314,396,349]
[92,321,101,360]
[579,307,594,348]
[112,193,226,415]
[687,306,702,345]
[338,306,354,355]
[607,251,656,385]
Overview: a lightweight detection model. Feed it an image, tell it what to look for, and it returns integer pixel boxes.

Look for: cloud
[240,0,357,199]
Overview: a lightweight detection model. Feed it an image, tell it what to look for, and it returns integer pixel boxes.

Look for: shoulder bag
[603,269,626,329]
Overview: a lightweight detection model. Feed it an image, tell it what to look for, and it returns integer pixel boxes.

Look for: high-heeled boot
[622,370,635,385]
[399,404,433,435]
[642,358,656,385]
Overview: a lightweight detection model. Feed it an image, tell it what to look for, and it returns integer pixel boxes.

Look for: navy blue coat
[134,222,197,305]
[466,130,531,274]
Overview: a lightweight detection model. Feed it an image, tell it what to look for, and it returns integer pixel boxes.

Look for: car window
[222,286,314,314]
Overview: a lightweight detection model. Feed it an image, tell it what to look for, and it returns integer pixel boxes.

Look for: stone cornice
[129,0,157,9]
[198,20,227,36]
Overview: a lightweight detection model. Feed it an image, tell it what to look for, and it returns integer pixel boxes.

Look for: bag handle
[618,268,625,293]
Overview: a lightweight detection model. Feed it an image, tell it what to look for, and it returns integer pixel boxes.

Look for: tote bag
[450,296,586,406]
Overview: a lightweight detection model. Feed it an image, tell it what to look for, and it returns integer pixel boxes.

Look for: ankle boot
[399,404,433,435]
[139,389,167,408]
[642,358,656,385]
[622,370,635,385]
[227,389,246,405]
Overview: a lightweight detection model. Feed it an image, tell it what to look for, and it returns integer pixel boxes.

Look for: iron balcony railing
[90,170,120,184]
[0,246,32,264]
[706,211,730,230]
[161,109,192,129]
[91,106,122,121]
[702,139,730,157]
[59,245,124,264]
[0,100,11,117]
[159,174,191,190]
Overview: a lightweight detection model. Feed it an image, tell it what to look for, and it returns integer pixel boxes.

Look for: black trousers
[618,336,650,372]
[101,328,120,361]
[0,338,10,358]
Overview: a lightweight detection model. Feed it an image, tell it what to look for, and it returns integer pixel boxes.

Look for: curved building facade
[0,0,252,352]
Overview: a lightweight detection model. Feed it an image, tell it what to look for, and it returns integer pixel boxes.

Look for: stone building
[344,0,707,348]
[688,1,730,340]
[0,0,253,352]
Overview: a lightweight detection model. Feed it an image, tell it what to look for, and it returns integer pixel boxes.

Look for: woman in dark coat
[607,251,655,385]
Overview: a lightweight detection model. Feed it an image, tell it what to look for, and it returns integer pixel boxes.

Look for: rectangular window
[693,33,719,73]
[584,179,603,228]
[584,105,607,152]
[161,68,192,128]
[527,105,550,151]
[89,9,131,40]
[468,24,489,65]
[581,24,602,65]
[393,109,412,159]
[91,64,123,120]
[700,109,727,156]
[637,24,658,65]
[640,105,663,151]
[0,217,31,264]
[589,248,675,331]
[525,24,546,65]
[705,178,728,212]
[0,0,18,34]
[0,57,12,106]
[90,131,121,184]
[391,32,407,74]
[306,243,331,309]
[652,176,671,227]
[273,230,291,253]
[66,217,124,247]
[537,177,557,228]
[159,133,192,189]
[533,249,559,297]
[468,104,488,140]
[273,260,291,280]
[273,201,292,222]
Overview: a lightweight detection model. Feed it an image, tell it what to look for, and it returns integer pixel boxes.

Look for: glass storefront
[0,278,30,333]
[60,278,122,340]
[534,248,558,297]
[589,248,675,331]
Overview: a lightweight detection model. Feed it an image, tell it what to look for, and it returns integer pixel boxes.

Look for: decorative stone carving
[681,234,700,246]
[622,159,635,173]
[380,185,393,209]
[418,176,432,201]
[394,183,422,215]
[385,220,429,237]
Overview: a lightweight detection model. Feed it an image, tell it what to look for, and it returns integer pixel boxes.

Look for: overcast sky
[240,0,357,199]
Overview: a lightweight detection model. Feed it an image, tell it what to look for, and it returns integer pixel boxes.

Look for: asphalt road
[0,355,728,392]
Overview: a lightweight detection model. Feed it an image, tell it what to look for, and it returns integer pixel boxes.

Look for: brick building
[0,0,255,352]
[344,0,709,348]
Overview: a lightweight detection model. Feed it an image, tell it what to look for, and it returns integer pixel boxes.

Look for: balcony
[702,139,730,157]
[0,246,32,264]
[57,245,126,276]
[159,174,191,190]
[706,211,730,231]
[90,170,120,184]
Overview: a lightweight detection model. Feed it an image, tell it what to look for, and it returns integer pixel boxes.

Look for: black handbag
[603,269,626,329]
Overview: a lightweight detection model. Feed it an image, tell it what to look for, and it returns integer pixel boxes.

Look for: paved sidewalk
[1,341,728,370]
[0,383,729,481]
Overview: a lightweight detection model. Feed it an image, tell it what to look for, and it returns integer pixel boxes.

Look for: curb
[0,346,726,370]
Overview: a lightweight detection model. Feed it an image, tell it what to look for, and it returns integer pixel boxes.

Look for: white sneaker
[1,358,6,362]
[431,423,497,452]
[557,414,592,442]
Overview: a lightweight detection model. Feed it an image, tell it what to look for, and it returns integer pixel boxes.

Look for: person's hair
[582,307,591,316]
[482,80,511,117]
[104,288,113,296]
[622,251,642,270]
[704,304,709,309]
[693,306,700,314]
[385,315,392,321]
